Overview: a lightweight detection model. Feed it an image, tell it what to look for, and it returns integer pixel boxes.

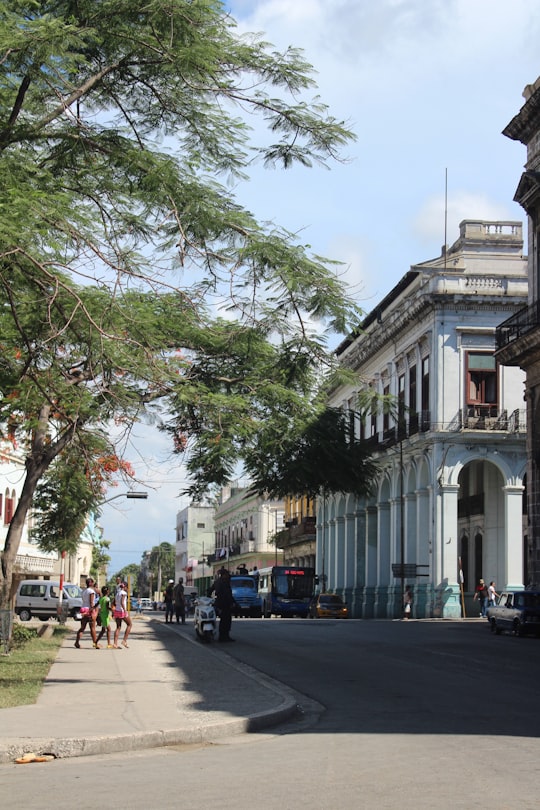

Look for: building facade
[322,220,528,618]
[281,495,317,568]
[0,439,99,596]
[211,484,284,576]
[0,441,55,593]
[175,502,215,586]
[496,77,540,588]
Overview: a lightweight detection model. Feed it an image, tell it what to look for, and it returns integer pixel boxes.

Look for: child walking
[96,585,113,648]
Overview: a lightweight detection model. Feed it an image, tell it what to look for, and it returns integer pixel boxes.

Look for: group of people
[474,578,499,617]
[163,577,187,624]
[163,570,235,642]
[75,575,132,649]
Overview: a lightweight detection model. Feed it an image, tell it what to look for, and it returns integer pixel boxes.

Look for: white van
[15,580,83,622]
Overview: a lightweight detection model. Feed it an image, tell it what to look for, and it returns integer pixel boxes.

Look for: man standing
[164,579,174,623]
[214,567,235,642]
[473,578,489,618]
[173,577,185,624]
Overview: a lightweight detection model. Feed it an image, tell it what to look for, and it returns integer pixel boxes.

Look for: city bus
[257,565,316,618]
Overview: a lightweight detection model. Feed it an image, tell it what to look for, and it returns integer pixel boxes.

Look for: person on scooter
[214,567,235,642]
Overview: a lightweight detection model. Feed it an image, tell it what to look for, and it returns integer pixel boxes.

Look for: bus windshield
[273,568,315,600]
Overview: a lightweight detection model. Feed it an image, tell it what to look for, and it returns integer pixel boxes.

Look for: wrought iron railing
[496,302,540,350]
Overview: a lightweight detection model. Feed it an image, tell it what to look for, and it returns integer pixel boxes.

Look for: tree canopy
[0,0,369,608]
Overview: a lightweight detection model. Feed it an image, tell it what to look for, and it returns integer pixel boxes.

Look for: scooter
[193,596,217,642]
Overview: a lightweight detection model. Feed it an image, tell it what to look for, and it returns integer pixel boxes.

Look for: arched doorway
[457,459,514,598]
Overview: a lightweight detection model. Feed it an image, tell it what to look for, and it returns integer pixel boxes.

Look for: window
[409,364,417,412]
[421,356,430,415]
[196,523,205,529]
[466,353,497,407]
[383,384,390,433]
[4,488,15,525]
[398,374,406,435]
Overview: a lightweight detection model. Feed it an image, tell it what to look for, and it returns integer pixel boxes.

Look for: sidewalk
[0,615,298,765]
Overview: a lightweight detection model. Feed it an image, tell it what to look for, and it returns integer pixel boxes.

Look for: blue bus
[257,565,316,618]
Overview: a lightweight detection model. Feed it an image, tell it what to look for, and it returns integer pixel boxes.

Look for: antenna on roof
[444,168,448,270]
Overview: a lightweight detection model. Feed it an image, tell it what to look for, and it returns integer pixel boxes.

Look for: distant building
[281,495,316,568]
[212,483,284,575]
[497,76,540,587]
[0,439,101,594]
[0,441,54,592]
[324,220,528,618]
[175,502,215,586]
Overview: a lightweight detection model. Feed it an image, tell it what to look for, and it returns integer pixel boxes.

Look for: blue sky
[100,0,540,577]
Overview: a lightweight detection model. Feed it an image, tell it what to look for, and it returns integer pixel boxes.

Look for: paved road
[3,619,540,810]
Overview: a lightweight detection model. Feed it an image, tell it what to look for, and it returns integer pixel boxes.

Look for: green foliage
[91,537,111,582]
[0,0,366,606]
[10,622,37,648]
[246,407,379,499]
[147,543,175,586]
[0,625,68,707]
[109,563,141,590]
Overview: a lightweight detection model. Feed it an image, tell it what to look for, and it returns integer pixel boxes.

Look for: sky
[100,0,540,577]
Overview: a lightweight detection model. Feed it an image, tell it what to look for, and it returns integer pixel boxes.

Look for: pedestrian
[164,579,174,623]
[113,581,132,648]
[75,576,100,649]
[213,567,235,642]
[403,585,413,620]
[488,581,499,607]
[96,585,113,648]
[173,577,185,624]
[473,578,489,617]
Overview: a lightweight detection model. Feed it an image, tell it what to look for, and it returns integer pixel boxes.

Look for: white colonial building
[212,483,284,576]
[0,441,55,587]
[322,220,528,618]
[0,439,102,595]
[175,502,215,586]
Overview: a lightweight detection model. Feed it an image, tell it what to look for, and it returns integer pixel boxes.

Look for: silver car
[487,590,540,636]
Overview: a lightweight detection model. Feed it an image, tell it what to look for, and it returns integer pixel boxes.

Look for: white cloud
[412,191,517,249]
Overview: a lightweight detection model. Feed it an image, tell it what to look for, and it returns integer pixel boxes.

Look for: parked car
[230,576,263,618]
[309,593,349,619]
[15,580,83,622]
[487,590,540,636]
[138,598,153,610]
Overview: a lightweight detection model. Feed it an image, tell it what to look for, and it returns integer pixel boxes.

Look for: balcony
[496,302,540,350]
[364,408,525,451]
[460,407,525,432]
[287,516,316,540]
[14,554,55,574]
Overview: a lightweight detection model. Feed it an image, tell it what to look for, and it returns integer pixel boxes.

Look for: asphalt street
[2,617,540,809]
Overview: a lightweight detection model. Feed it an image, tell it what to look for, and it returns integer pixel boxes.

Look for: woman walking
[113,581,132,649]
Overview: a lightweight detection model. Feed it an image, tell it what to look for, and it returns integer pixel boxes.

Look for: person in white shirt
[113,581,132,649]
[488,581,499,607]
[75,577,100,649]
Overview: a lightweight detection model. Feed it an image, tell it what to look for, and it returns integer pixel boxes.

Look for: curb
[0,692,298,764]
[0,623,301,765]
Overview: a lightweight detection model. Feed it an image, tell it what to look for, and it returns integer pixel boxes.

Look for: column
[503,484,525,589]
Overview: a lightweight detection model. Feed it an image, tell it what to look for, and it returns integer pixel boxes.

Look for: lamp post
[101,490,148,504]
[57,490,148,616]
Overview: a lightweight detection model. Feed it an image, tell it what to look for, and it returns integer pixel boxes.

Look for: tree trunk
[0,404,77,610]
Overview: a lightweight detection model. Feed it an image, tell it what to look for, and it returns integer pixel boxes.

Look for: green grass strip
[0,625,69,708]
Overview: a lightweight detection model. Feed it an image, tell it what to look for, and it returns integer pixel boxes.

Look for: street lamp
[58,490,148,616]
[101,490,148,504]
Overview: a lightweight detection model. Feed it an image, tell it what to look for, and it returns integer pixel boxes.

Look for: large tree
[0,1,366,608]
